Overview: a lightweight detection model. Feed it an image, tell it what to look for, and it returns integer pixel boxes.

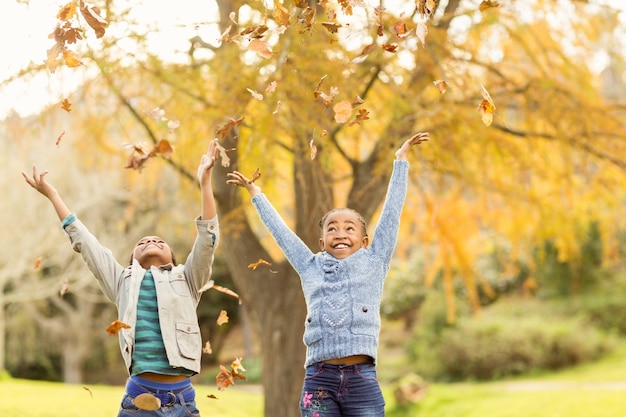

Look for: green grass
[0,378,262,417]
[385,342,626,417]
[3,343,626,417]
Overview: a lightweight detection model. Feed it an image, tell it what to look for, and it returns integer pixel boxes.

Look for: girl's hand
[395,132,430,160]
[22,165,58,199]
[226,171,262,196]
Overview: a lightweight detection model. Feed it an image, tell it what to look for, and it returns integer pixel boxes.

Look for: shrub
[413,314,615,381]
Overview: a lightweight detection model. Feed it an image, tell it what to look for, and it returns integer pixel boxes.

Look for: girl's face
[319,210,368,259]
[132,236,174,268]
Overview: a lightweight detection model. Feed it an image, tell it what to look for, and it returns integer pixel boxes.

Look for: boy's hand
[395,132,430,161]
[226,171,262,196]
[197,139,219,184]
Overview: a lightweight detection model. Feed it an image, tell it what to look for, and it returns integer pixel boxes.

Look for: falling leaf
[83,386,93,399]
[353,44,376,63]
[217,310,229,326]
[477,84,496,126]
[63,50,82,67]
[216,365,235,391]
[416,22,428,46]
[155,139,174,159]
[272,100,282,114]
[265,81,277,93]
[333,100,353,123]
[212,284,240,300]
[214,141,231,167]
[202,341,213,355]
[394,20,411,39]
[248,39,273,59]
[320,129,328,137]
[248,258,272,270]
[382,43,398,53]
[218,24,232,43]
[33,257,42,271]
[106,319,131,335]
[55,131,65,147]
[321,22,342,34]
[215,117,243,140]
[145,107,167,121]
[433,79,448,94]
[247,88,264,101]
[250,168,261,183]
[207,394,218,399]
[79,1,108,39]
[273,0,291,27]
[57,2,77,21]
[231,357,247,379]
[167,120,180,131]
[348,108,370,126]
[60,98,72,112]
[309,139,318,160]
[417,0,440,19]
[60,278,69,297]
[479,0,500,11]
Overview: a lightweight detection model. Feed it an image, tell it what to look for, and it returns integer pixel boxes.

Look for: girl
[226,132,429,416]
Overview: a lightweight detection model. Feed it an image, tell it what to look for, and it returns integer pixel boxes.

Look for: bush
[413,314,615,381]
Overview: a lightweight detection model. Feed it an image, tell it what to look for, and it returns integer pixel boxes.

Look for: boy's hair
[318,208,368,236]
[128,250,177,266]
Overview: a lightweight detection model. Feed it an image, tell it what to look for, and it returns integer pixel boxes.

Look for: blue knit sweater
[251,160,408,367]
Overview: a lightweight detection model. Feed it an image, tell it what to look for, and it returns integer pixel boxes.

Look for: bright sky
[1,0,625,119]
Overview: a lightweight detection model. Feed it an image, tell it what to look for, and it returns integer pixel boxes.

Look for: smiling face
[132,236,174,268]
[319,209,369,259]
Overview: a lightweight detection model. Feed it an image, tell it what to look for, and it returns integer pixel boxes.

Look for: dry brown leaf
[60,98,72,112]
[248,258,272,270]
[333,100,353,123]
[217,310,229,326]
[248,39,273,59]
[433,79,448,94]
[106,319,131,335]
[477,84,496,126]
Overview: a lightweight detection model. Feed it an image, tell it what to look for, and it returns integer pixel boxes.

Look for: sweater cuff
[61,213,77,229]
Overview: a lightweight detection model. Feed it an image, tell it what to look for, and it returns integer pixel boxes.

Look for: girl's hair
[318,207,368,236]
[128,250,177,266]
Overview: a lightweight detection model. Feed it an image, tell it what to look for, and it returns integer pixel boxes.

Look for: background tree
[3,0,626,415]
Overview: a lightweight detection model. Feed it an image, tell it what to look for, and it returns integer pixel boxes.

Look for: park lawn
[3,343,626,417]
[0,378,262,417]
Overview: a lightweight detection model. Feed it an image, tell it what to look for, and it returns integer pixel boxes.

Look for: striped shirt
[131,271,194,376]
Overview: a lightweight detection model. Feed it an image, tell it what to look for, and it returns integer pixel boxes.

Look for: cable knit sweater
[251,160,408,367]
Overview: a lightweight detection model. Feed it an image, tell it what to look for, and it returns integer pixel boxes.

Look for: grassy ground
[4,329,626,417]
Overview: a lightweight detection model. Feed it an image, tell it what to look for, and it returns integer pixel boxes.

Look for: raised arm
[22,165,71,221]
[395,132,429,161]
[197,139,220,220]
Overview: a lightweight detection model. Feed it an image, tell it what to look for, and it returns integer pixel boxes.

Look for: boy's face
[133,236,174,268]
[319,210,368,259]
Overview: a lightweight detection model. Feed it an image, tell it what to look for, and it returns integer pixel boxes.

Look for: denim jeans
[300,361,385,417]
[117,391,200,417]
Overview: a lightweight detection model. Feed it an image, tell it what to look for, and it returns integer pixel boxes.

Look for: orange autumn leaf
[348,108,370,126]
[33,257,42,271]
[433,79,448,94]
[321,22,342,34]
[248,258,272,270]
[211,284,240,301]
[60,98,72,112]
[417,0,439,19]
[57,2,77,20]
[215,117,243,140]
[56,131,65,147]
[106,319,131,335]
[248,39,273,59]
[63,50,82,67]
[79,0,108,39]
[333,100,353,123]
[216,365,235,391]
[479,0,500,12]
[154,139,174,159]
[477,84,496,126]
[217,310,229,326]
[273,0,290,27]
[394,20,411,39]
[382,43,398,53]
[231,357,247,380]
[250,168,261,183]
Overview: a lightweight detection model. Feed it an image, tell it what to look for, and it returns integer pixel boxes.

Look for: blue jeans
[300,362,385,417]
[117,393,200,416]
